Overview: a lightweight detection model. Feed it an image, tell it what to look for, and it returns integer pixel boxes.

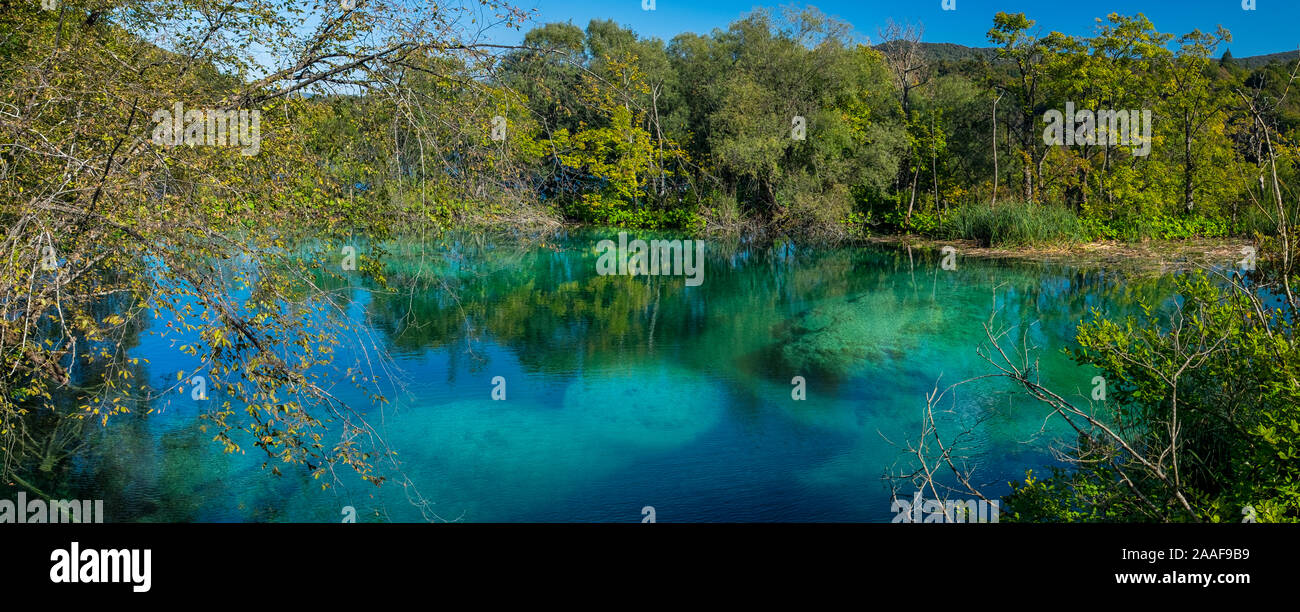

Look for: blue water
[64,231,1175,522]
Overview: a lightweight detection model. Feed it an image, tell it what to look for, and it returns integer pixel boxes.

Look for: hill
[875,42,1298,71]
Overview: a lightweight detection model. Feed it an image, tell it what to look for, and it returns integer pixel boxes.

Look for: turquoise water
[65,231,1174,522]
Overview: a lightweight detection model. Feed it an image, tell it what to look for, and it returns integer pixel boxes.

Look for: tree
[988,12,1046,202]
[0,0,535,511]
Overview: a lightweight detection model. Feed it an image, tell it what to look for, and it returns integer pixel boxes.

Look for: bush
[1079,213,1236,241]
[1004,274,1300,522]
[561,192,705,232]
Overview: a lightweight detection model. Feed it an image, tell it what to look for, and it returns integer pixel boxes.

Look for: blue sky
[498,0,1298,57]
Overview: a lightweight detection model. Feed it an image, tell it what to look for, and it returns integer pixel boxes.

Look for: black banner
[2,523,1290,599]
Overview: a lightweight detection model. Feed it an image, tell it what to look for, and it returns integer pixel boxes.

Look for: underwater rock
[767,292,941,380]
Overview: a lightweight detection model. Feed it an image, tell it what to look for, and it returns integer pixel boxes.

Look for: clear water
[63,230,1176,522]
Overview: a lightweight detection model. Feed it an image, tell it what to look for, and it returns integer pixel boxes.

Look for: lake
[63,229,1176,522]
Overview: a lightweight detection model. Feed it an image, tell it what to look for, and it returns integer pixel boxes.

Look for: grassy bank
[940,200,1084,247]
[849,200,1272,249]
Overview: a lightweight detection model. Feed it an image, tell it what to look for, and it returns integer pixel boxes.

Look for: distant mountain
[872,42,1299,71]
[1230,50,1300,69]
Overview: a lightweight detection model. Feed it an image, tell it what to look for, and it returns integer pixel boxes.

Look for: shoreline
[860,234,1253,273]
[440,223,1255,275]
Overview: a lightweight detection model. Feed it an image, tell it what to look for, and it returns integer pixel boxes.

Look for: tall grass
[942,200,1083,247]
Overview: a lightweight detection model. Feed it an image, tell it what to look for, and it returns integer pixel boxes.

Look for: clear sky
[498,0,1298,57]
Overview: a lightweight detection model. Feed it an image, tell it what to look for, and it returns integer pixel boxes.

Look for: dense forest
[496,9,1300,244]
[2,1,1299,522]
